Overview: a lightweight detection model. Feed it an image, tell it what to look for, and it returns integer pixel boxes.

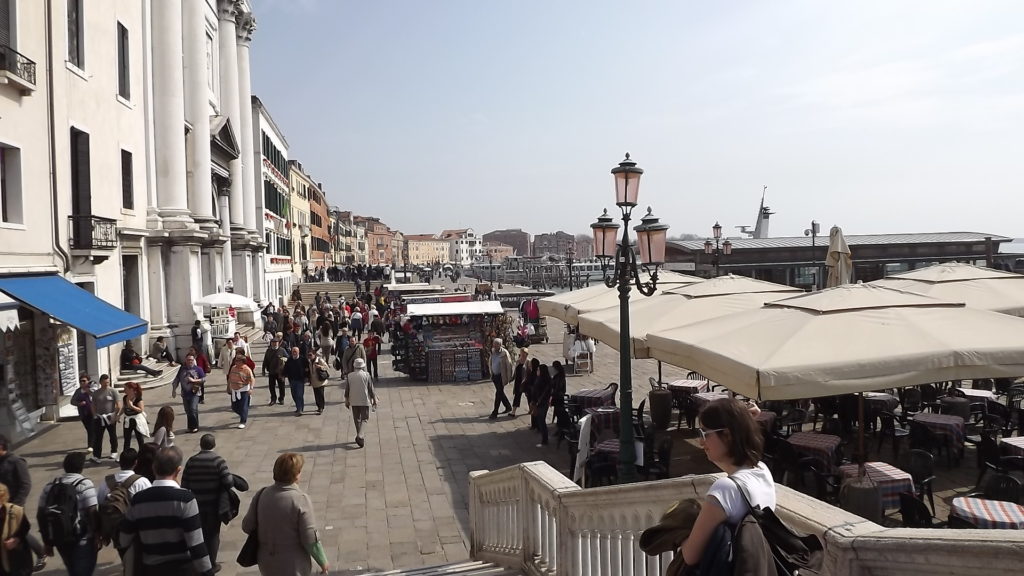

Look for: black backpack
[97,474,142,544]
[39,478,86,547]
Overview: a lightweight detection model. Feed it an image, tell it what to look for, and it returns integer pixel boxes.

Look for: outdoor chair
[640,433,674,481]
[573,351,592,374]
[805,457,841,504]
[968,473,1022,504]
[919,384,943,413]
[821,417,843,438]
[899,449,938,515]
[899,492,945,528]
[686,371,708,382]
[586,452,618,487]
[972,379,994,392]
[901,388,922,419]
[908,421,953,467]
[984,400,1011,436]
[780,408,808,437]
[946,515,978,529]
[811,397,839,431]
[877,411,910,459]
[994,378,1014,396]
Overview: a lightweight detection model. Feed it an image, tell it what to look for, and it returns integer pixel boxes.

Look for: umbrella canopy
[577,275,802,358]
[536,270,703,325]
[193,292,260,311]
[871,262,1024,317]
[646,283,1024,401]
[825,225,853,288]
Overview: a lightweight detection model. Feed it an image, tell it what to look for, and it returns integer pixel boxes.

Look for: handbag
[317,367,330,381]
[236,488,265,567]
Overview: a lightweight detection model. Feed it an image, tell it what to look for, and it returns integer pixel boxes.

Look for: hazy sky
[251,1,1023,240]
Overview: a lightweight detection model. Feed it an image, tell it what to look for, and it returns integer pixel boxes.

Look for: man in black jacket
[283,346,310,415]
[261,339,288,406]
[0,435,46,571]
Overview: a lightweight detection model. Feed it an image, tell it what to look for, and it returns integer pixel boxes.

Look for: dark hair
[119,448,139,470]
[552,361,565,378]
[200,434,216,451]
[538,364,552,388]
[699,398,763,467]
[63,452,86,474]
[154,406,175,434]
[135,444,158,481]
[0,434,8,451]
[153,446,183,477]
[99,374,110,384]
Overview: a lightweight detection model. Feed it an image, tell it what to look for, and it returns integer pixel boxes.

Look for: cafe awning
[0,275,149,348]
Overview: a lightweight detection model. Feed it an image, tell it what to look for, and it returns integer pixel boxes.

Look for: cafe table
[787,431,842,468]
[863,392,899,413]
[838,462,914,511]
[690,391,732,413]
[958,388,997,402]
[1002,436,1024,458]
[911,412,966,451]
[585,406,620,435]
[950,496,1024,529]
[571,387,617,416]
[667,379,710,396]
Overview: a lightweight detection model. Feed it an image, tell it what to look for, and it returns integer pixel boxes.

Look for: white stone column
[236,12,258,235]
[217,0,244,230]
[183,0,215,226]
[152,0,191,224]
[219,192,234,283]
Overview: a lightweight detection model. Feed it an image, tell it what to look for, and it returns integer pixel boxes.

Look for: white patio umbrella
[536,270,703,325]
[193,292,260,311]
[646,283,1024,401]
[871,262,1024,317]
[577,275,802,358]
[825,225,853,288]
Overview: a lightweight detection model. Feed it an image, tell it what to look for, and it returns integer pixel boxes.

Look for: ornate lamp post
[591,153,670,483]
[565,242,576,291]
[804,220,820,289]
[703,222,733,277]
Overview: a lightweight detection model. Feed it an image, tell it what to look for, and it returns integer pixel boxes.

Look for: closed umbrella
[536,270,703,325]
[825,226,853,288]
[872,262,1024,317]
[646,283,1024,401]
[193,292,260,311]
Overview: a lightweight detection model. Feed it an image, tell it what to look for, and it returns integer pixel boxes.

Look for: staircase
[360,561,521,575]
[290,281,361,307]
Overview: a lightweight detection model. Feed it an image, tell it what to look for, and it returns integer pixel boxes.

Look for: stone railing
[469,461,1024,576]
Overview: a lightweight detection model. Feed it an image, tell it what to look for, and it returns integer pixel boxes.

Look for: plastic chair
[968,473,1022,504]
[898,449,938,514]
[877,411,910,458]
[899,492,945,528]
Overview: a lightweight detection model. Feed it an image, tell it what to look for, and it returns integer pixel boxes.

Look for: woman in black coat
[532,364,554,446]
[550,361,571,432]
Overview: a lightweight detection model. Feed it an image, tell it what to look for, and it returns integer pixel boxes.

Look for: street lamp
[703,222,733,277]
[804,220,820,289]
[565,242,576,291]
[590,153,669,484]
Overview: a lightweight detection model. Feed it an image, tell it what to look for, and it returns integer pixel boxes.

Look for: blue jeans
[231,391,250,424]
[183,394,200,430]
[57,541,97,576]
[289,378,305,412]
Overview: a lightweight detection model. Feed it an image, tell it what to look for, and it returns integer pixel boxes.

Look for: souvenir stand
[394,301,506,383]
[382,283,447,315]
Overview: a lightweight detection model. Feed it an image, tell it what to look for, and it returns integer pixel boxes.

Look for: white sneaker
[110,452,118,461]
[237,423,246,429]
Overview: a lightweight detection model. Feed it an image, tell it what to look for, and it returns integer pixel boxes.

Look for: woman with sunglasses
[681,398,775,567]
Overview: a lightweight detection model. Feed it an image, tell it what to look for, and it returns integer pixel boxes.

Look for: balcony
[68,215,117,250]
[0,44,37,93]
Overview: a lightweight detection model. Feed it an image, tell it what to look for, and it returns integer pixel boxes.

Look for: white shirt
[97,469,153,503]
[706,461,776,525]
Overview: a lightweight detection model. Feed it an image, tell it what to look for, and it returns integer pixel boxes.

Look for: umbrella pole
[658,361,663,385]
[857,393,866,472]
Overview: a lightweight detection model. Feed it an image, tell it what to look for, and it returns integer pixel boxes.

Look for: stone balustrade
[469,461,1024,576]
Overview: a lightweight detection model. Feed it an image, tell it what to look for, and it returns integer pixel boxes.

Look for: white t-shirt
[706,461,776,525]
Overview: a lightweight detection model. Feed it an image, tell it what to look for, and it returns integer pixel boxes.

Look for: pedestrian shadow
[430,415,498,425]
[282,442,362,452]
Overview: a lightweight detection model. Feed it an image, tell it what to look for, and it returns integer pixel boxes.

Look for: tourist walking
[90,374,121,463]
[152,406,176,448]
[96,449,151,546]
[283,347,310,416]
[96,449,152,505]
[350,308,364,340]
[510,348,529,417]
[181,435,234,570]
[0,435,45,572]
[488,339,513,419]
[307,351,330,415]
[190,320,205,359]
[70,375,93,449]
[0,481,33,576]
[121,381,149,452]
[551,361,571,433]
[262,338,288,406]
[532,364,553,446]
[362,330,381,380]
[227,349,255,429]
[37,453,98,576]
[118,447,215,576]
[172,353,207,433]
[345,358,377,448]
[241,453,329,575]
[218,338,235,371]
[341,335,365,377]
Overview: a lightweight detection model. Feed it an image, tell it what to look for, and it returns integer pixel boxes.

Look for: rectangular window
[116,22,129,99]
[120,150,133,210]
[67,0,84,69]
[0,144,24,224]
[0,0,12,48]
[69,128,90,216]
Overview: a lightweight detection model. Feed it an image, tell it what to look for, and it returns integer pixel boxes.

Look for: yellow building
[406,234,450,265]
[288,160,313,277]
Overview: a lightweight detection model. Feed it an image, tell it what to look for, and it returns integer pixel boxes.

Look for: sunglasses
[698,428,726,442]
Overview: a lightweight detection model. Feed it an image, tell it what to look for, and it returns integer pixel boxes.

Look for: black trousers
[268,373,286,403]
[78,413,93,447]
[92,419,117,458]
[313,386,326,411]
[367,356,378,379]
[123,418,145,452]
[198,503,221,565]
[534,404,550,444]
[491,374,511,415]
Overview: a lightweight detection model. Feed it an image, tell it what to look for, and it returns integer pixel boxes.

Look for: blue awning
[0,275,148,348]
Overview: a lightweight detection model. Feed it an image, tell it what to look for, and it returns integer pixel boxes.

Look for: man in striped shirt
[118,446,214,576]
[181,434,234,569]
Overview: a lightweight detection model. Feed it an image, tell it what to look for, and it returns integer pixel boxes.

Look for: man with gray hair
[488,338,513,419]
[345,357,377,448]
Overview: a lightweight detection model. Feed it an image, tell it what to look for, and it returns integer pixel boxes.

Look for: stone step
[361,561,522,576]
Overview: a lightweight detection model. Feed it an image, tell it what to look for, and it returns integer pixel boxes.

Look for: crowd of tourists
[488,340,572,447]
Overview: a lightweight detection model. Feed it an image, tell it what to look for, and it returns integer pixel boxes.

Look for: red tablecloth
[787,432,842,467]
[839,462,914,511]
[911,412,965,449]
[950,497,1024,529]
[667,379,709,395]
[1002,436,1024,458]
[572,388,616,410]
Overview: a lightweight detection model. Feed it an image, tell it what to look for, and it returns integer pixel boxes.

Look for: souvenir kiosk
[393,300,505,383]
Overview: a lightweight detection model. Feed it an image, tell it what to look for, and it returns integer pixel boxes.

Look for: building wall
[254,101,292,305]
[288,162,312,276]
[483,229,530,257]
[483,243,514,261]
[533,231,575,257]
[407,238,448,265]
[309,185,330,267]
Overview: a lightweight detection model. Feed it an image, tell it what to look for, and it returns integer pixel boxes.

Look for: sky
[250,0,1024,240]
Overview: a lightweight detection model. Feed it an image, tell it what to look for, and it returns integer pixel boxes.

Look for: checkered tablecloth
[863,392,899,413]
[787,432,842,467]
[585,407,620,434]
[691,391,732,412]
[667,379,710,395]
[756,410,777,432]
[950,497,1024,529]
[1002,436,1024,458]
[911,412,965,449]
[572,388,617,410]
[959,388,997,402]
[839,462,914,511]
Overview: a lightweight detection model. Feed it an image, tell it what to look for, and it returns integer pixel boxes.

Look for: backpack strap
[121,474,143,490]
[105,474,118,491]
[728,475,756,513]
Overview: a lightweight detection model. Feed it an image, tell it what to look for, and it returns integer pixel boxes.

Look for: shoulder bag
[236,488,266,567]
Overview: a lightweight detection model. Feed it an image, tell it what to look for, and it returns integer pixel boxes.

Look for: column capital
[218,0,241,22]
[237,12,257,43]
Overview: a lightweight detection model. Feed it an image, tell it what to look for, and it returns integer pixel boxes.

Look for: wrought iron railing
[0,44,36,86]
[68,215,117,250]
